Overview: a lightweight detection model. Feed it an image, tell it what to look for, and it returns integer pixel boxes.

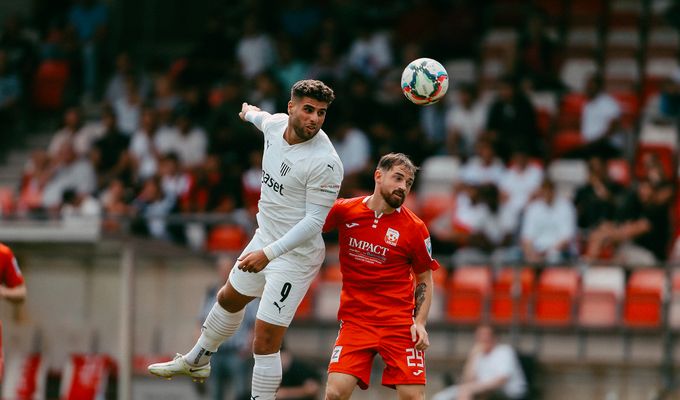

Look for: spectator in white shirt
[48,107,104,158]
[499,147,544,220]
[446,84,488,157]
[460,139,506,186]
[346,26,393,78]
[113,75,143,135]
[129,107,161,181]
[521,179,576,264]
[330,121,371,180]
[155,110,207,169]
[235,15,275,79]
[433,325,527,400]
[575,74,622,159]
[42,143,96,209]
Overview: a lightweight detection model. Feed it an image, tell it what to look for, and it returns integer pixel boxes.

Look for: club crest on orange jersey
[385,228,400,246]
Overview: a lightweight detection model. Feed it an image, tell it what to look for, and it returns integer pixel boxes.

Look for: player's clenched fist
[239,102,261,121]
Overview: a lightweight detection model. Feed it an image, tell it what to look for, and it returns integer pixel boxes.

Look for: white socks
[251,352,282,400]
[184,303,245,366]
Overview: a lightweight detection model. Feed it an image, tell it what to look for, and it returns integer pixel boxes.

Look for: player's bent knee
[324,385,352,400]
[253,320,287,354]
[396,386,425,400]
[217,283,252,313]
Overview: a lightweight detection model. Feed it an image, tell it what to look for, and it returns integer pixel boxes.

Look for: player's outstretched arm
[411,270,433,351]
[0,283,26,304]
[239,102,271,131]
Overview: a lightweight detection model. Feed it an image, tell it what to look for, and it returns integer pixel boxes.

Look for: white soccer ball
[400,58,449,105]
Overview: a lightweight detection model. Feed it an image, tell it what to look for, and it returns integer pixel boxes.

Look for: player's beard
[381,187,406,209]
[292,116,319,142]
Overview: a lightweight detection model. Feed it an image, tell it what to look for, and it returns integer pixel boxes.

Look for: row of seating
[296,265,680,330]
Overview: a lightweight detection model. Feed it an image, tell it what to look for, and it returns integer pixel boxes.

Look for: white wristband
[262,246,275,261]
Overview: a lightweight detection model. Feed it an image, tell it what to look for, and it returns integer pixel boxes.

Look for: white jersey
[256,113,343,266]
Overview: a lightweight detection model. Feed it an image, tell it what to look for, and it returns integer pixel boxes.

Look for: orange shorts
[327,321,426,390]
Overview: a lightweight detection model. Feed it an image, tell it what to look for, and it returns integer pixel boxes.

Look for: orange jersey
[0,244,23,289]
[323,197,440,326]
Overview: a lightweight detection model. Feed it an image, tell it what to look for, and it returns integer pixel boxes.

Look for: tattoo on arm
[414,282,427,317]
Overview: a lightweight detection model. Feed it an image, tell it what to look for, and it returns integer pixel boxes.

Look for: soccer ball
[400,58,449,105]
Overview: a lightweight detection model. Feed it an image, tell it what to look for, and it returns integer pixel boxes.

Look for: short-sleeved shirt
[256,113,343,266]
[323,196,440,326]
[475,344,527,398]
[0,244,23,289]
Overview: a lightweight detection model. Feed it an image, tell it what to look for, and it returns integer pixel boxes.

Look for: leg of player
[251,319,287,400]
[396,384,425,400]
[324,372,359,400]
[148,281,255,381]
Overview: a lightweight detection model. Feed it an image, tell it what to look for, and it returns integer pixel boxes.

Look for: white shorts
[229,233,321,327]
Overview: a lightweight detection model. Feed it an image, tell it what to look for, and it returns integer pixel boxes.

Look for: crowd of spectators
[0,0,678,266]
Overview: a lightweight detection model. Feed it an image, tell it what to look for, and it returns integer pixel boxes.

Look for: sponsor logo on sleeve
[11,257,22,277]
[331,346,343,363]
[424,237,433,260]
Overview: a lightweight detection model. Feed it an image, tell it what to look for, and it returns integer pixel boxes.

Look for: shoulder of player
[335,196,365,208]
[262,113,288,130]
[399,205,426,226]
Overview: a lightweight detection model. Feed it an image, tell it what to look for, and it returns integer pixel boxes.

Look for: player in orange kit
[322,153,440,400]
[0,243,27,381]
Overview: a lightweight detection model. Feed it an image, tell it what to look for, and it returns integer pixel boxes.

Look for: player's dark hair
[377,153,418,176]
[291,79,335,104]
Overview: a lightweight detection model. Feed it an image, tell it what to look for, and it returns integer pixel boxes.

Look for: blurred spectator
[155,110,207,169]
[249,71,285,114]
[585,179,671,266]
[48,107,103,158]
[459,139,505,186]
[104,51,150,105]
[152,75,181,116]
[499,146,543,219]
[129,107,161,182]
[90,106,132,189]
[67,0,109,99]
[445,84,487,158]
[158,153,190,204]
[644,76,680,120]
[486,76,540,161]
[306,41,345,86]
[99,178,131,231]
[520,179,576,264]
[574,157,626,230]
[277,344,322,400]
[183,154,240,214]
[432,325,527,400]
[18,150,51,214]
[330,121,371,177]
[420,99,448,151]
[346,25,393,78]
[183,15,233,87]
[42,143,96,210]
[130,176,174,240]
[571,74,623,159]
[235,15,275,79]
[113,75,143,135]
[0,49,21,143]
[0,15,36,85]
[241,150,263,213]
[199,257,258,400]
[515,10,561,91]
[275,40,309,92]
[60,187,101,219]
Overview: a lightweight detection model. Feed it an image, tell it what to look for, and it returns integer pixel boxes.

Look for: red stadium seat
[578,267,625,327]
[490,268,535,324]
[419,193,453,227]
[623,269,665,328]
[1,354,46,400]
[533,268,579,326]
[634,144,675,180]
[551,130,585,157]
[294,277,319,320]
[558,93,587,129]
[61,354,115,400]
[0,186,15,216]
[32,60,70,110]
[446,266,491,323]
[612,91,641,129]
[206,225,247,252]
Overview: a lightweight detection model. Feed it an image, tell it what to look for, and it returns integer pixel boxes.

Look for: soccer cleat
[148,353,210,381]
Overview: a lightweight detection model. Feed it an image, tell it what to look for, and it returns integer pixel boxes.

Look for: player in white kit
[148,80,343,400]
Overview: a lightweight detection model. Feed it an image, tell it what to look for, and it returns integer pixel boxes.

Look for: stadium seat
[623,269,665,328]
[605,30,640,58]
[604,58,640,92]
[611,91,641,128]
[429,267,449,322]
[32,60,70,110]
[490,268,535,324]
[0,186,15,216]
[551,130,585,157]
[639,122,677,149]
[647,28,680,57]
[557,92,587,129]
[418,193,454,227]
[561,59,598,92]
[633,144,675,180]
[1,354,46,400]
[548,159,588,195]
[446,266,492,323]
[418,155,460,196]
[569,0,605,26]
[645,57,679,81]
[565,29,600,57]
[205,225,247,252]
[578,266,625,327]
[533,268,579,326]
[60,354,115,400]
